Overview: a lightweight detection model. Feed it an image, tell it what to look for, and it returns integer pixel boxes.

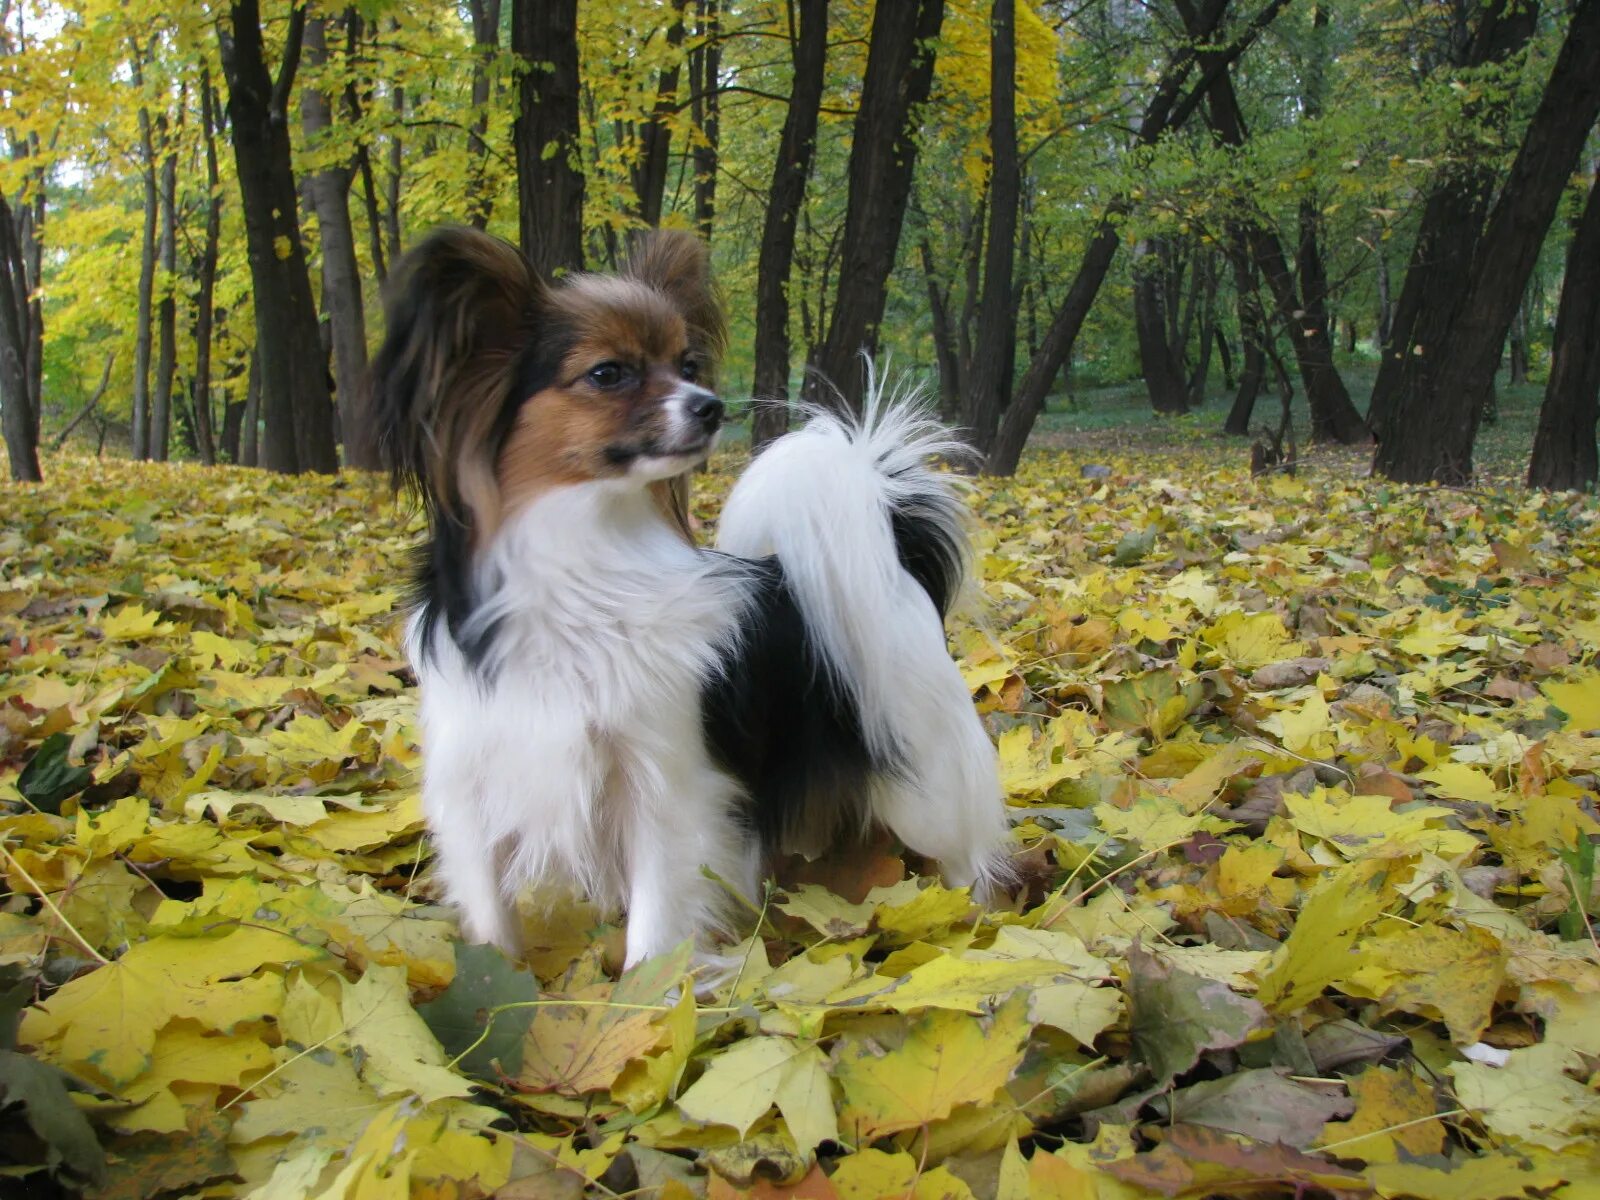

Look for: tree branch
[271,1,307,119]
[52,352,116,450]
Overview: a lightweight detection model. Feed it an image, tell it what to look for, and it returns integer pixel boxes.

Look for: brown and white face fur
[497,275,724,520]
[371,226,727,549]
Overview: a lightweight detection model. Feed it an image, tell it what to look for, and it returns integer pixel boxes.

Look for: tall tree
[808,0,946,413]
[0,187,38,480]
[1374,0,1600,484]
[513,0,584,278]
[1527,166,1600,491]
[633,0,687,226]
[1367,0,1539,431]
[1132,238,1192,413]
[191,68,222,467]
[988,0,1290,473]
[217,0,339,474]
[0,0,41,482]
[130,43,159,460]
[689,0,720,239]
[963,0,1022,453]
[1222,234,1267,434]
[302,12,378,469]
[151,108,178,461]
[1189,3,1369,443]
[465,0,502,229]
[751,0,828,452]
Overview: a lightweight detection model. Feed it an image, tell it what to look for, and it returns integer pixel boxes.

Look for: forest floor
[1025,364,1549,489]
[4,386,1599,1198]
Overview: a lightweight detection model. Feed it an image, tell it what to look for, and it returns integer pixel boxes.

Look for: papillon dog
[371,227,1009,968]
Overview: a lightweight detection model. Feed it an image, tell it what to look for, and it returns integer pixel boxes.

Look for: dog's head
[370,228,727,539]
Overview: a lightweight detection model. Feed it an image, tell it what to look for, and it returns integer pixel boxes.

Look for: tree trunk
[807,0,945,413]
[513,0,585,278]
[302,14,379,469]
[1375,243,1392,348]
[341,15,388,284]
[751,0,828,451]
[1134,240,1190,413]
[1215,323,1235,391]
[634,1,687,226]
[962,0,1021,452]
[1224,234,1267,433]
[985,0,1291,472]
[152,116,178,461]
[1528,167,1600,490]
[1197,33,1368,443]
[466,0,502,229]
[192,68,222,466]
[217,0,339,474]
[1187,250,1218,406]
[1374,0,1600,484]
[131,48,158,461]
[1506,293,1530,384]
[988,216,1121,473]
[241,351,261,467]
[0,189,39,481]
[384,72,403,264]
[919,236,963,421]
[689,0,720,240]
[1368,0,1539,429]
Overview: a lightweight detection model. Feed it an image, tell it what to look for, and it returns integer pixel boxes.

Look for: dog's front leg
[620,757,758,969]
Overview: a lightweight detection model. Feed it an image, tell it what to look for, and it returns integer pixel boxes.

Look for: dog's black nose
[688,392,724,432]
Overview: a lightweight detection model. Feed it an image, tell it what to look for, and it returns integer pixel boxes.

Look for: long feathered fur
[372,230,1010,968]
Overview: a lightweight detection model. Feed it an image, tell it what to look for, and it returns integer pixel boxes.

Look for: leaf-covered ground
[2,449,1598,1200]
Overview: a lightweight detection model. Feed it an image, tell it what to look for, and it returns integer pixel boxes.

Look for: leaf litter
[1,450,1598,1198]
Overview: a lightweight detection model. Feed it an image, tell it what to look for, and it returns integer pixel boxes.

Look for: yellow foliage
[2,449,1598,1197]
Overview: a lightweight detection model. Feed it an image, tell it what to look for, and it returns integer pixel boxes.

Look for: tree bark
[1375,243,1392,348]
[152,113,178,461]
[1375,0,1600,484]
[1133,240,1190,412]
[130,46,158,461]
[513,0,585,278]
[217,0,339,474]
[1506,293,1530,385]
[751,0,828,451]
[241,350,261,467]
[1224,231,1267,434]
[0,188,39,480]
[384,70,403,264]
[1528,168,1600,489]
[634,1,687,226]
[689,0,720,240]
[192,68,222,466]
[302,13,379,469]
[466,0,502,229]
[341,14,388,283]
[1187,249,1218,406]
[1368,0,1539,429]
[807,0,945,413]
[962,0,1022,452]
[919,236,963,421]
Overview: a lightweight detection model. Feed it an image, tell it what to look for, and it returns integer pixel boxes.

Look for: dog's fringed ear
[370,227,542,526]
[623,230,728,385]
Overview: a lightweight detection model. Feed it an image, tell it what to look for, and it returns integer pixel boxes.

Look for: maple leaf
[833,996,1031,1142]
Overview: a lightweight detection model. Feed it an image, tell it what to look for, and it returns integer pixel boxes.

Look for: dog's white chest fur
[410,485,753,960]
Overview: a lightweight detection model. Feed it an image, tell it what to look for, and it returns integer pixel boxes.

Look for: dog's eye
[587,362,628,389]
[680,356,700,383]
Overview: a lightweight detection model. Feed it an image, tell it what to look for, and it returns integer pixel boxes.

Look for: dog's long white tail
[716,373,1010,895]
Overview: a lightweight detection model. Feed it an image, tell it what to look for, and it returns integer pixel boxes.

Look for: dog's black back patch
[702,558,879,856]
